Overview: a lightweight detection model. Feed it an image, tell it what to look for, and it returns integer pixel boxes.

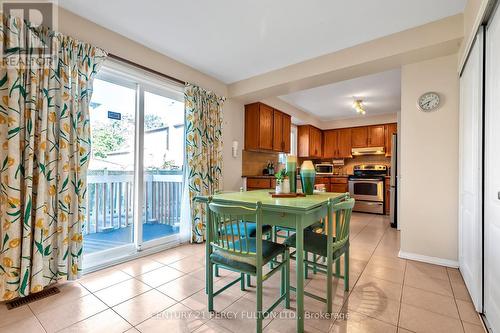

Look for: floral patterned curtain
[0,15,107,301]
[184,84,225,243]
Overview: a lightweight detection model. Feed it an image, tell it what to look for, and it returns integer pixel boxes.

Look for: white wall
[400,54,460,265]
[222,99,245,191]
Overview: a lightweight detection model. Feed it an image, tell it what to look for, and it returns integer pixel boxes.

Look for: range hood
[351,147,385,156]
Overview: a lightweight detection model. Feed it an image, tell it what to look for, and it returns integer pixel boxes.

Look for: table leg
[205,201,212,296]
[326,200,333,314]
[295,216,305,333]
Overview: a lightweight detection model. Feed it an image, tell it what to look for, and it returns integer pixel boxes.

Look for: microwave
[315,164,334,175]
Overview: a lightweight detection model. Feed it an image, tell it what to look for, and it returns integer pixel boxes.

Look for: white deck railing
[85,171,183,235]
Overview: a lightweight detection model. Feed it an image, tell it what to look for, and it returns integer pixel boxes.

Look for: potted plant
[275,169,290,194]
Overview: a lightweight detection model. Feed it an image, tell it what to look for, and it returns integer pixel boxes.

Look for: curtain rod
[108,53,186,85]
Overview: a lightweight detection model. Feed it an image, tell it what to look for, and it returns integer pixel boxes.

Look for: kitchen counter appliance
[348,165,387,214]
[315,163,334,175]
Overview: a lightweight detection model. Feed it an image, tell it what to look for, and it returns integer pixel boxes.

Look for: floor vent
[5,286,60,310]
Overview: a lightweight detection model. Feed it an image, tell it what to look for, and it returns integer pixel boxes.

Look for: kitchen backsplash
[242,150,280,176]
[343,155,391,174]
[300,154,391,175]
[243,151,391,176]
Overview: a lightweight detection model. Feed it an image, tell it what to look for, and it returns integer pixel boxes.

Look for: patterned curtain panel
[0,15,107,301]
[185,84,225,243]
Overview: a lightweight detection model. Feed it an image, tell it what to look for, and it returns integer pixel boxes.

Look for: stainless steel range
[348,165,387,214]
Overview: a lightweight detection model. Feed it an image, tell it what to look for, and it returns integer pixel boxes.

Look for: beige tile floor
[0,213,487,333]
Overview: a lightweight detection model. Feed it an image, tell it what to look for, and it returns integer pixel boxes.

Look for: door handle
[498,191,500,200]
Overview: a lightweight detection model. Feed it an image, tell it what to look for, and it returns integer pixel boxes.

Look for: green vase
[286,155,297,193]
[300,160,316,195]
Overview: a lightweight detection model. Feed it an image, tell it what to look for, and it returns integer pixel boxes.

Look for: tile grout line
[447,268,467,333]
[27,303,49,333]
[328,215,393,331]
[51,281,112,333]
[396,253,408,331]
[326,215,374,331]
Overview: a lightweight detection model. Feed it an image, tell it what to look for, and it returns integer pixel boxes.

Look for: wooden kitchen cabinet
[368,125,386,147]
[323,129,352,158]
[298,125,322,158]
[245,103,274,151]
[351,126,368,148]
[322,130,337,158]
[245,102,291,153]
[351,125,385,148]
[273,110,291,153]
[330,183,348,193]
[337,128,352,158]
[385,123,397,157]
[315,177,330,185]
[330,177,348,193]
[246,178,271,190]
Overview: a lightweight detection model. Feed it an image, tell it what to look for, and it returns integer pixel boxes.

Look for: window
[279,124,298,164]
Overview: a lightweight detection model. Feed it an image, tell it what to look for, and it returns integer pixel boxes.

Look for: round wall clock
[417,92,440,112]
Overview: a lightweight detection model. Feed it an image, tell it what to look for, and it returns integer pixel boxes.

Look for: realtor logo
[1,1,57,56]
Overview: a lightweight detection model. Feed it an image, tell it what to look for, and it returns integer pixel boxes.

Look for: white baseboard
[398,250,459,268]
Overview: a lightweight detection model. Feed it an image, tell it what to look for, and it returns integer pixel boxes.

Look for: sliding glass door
[85,78,136,255]
[83,60,185,268]
[141,91,184,245]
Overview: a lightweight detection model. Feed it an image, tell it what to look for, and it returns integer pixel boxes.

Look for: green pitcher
[300,160,316,195]
[286,155,297,193]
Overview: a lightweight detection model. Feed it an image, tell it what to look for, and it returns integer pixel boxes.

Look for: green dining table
[195,189,348,333]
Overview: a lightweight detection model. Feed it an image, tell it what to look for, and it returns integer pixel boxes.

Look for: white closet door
[459,27,483,312]
[485,5,500,332]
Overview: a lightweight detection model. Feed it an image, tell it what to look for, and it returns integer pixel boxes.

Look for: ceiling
[279,69,401,121]
[59,0,466,84]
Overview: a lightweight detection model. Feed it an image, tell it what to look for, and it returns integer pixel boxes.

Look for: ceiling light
[352,99,366,115]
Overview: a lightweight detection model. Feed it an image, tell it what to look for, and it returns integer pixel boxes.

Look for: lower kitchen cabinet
[330,177,348,193]
[245,177,276,191]
[330,183,348,193]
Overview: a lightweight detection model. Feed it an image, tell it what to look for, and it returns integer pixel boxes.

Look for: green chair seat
[283,230,349,258]
[223,223,272,238]
[211,238,286,273]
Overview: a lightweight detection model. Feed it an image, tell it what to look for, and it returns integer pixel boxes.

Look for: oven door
[348,178,384,202]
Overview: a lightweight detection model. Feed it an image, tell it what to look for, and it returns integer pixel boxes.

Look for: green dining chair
[206,199,290,332]
[283,197,354,313]
[214,222,273,278]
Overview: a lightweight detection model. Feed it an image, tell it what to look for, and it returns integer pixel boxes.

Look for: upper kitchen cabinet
[323,128,352,158]
[351,126,368,148]
[244,102,291,153]
[385,123,398,157]
[245,102,273,151]
[298,125,322,158]
[273,110,291,153]
[369,125,386,147]
[351,125,385,148]
[337,128,352,158]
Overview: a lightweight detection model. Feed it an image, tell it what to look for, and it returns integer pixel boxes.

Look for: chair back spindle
[207,200,263,259]
[332,198,355,251]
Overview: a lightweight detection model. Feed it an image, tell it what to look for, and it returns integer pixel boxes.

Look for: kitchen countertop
[242,174,350,178]
[242,174,391,179]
